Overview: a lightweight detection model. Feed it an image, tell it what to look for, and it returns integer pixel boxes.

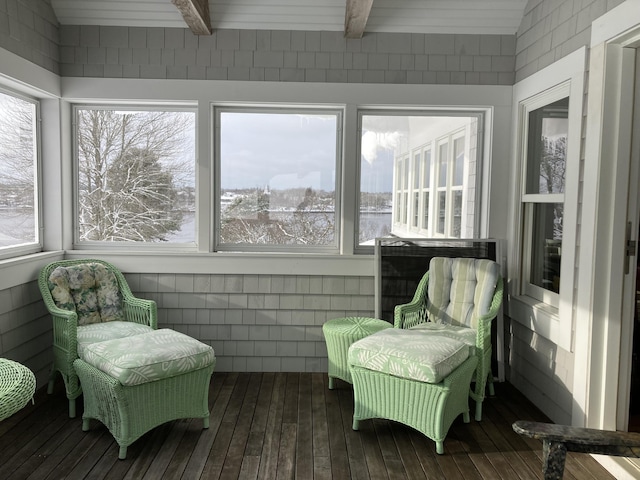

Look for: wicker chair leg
[119,446,128,460]
[328,377,335,389]
[352,418,360,430]
[69,399,76,419]
[436,441,444,455]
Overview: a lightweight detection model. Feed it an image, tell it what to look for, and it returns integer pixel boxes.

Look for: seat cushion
[409,322,477,355]
[348,328,469,384]
[427,257,500,329]
[81,329,215,386]
[48,262,124,325]
[77,321,155,358]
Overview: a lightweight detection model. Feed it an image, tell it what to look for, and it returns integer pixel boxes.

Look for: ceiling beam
[344,0,373,39]
[171,0,212,35]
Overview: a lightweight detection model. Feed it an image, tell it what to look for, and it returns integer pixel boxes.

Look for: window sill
[63,250,375,276]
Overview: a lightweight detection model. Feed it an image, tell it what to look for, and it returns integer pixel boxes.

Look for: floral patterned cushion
[81,329,216,386]
[48,263,124,325]
[348,328,469,384]
[77,321,155,358]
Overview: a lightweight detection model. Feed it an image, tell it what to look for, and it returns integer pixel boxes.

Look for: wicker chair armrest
[50,310,79,358]
[122,296,158,329]
[394,272,430,329]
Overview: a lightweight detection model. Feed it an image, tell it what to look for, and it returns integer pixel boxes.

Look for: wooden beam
[344,0,373,39]
[171,0,212,35]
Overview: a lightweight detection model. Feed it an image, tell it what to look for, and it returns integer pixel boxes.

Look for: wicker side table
[322,317,392,389]
[0,358,36,421]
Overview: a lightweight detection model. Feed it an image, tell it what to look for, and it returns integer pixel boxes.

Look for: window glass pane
[453,190,462,238]
[437,191,446,234]
[526,97,568,195]
[413,152,421,189]
[422,192,430,230]
[454,137,464,186]
[423,149,431,188]
[0,91,38,248]
[530,203,563,293]
[218,110,338,248]
[76,108,196,243]
[438,143,448,187]
[358,113,480,245]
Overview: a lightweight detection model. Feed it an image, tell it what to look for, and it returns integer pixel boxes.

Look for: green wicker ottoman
[73,329,215,459]
[0,358,36,421]
[349,328,477,454]
[322,317,392,389]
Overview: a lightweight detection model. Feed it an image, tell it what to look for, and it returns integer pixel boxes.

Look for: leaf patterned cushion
[409,323,478,355]
[348,328,469,384]
[427,257,500,329]
[81,329,215,386]
[77,321,155,358]
[48,263,124,325]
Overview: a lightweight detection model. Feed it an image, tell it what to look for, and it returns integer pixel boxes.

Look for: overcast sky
[220,112,338,191]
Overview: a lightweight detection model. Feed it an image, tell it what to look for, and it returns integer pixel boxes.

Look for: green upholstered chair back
[47,262,125,325]
[426,257,500,330]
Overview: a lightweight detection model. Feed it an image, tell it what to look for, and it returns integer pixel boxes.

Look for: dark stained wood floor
[0,372,617,479]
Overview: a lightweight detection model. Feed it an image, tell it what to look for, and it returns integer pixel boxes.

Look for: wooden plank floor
[0,372,617,479]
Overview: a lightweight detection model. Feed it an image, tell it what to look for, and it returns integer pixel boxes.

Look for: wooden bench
[513,420,640,479]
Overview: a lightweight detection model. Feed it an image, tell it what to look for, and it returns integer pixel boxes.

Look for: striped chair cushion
[426,257,500,329]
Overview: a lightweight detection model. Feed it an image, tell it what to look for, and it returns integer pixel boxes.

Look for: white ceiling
[50,0,528,36]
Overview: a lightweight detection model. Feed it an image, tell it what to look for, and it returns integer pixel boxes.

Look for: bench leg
[542,440,567,480]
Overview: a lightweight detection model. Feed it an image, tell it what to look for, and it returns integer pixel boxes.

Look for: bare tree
[0,93,37,246]
[220,187,335,246]
[77,109,194,242]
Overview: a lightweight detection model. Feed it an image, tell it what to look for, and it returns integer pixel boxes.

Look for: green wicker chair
[394,257,503,421]
[38,259,157,418]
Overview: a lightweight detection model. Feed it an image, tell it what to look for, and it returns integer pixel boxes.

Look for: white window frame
[72,103,198,250]
[213,105,343,254]
[520,91,568,306]
[0,86,42,260]
[508,47,586,352]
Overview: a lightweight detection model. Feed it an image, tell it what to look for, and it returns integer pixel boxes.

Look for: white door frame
[574,1,640,477]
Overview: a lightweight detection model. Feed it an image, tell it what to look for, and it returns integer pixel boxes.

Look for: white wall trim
[0,48,60,98]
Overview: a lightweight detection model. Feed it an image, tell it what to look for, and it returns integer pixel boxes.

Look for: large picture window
[0,89,39,256]
[215,107,341,252]
[358,112,482,247]
[74,106,196,245]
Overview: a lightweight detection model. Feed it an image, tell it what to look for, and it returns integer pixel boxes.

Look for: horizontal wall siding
[0,0,59,74]
[58,26,516,85]
[504,318,574,424]
[0,281,52,388]
[124,272,376,372]
[515,0,625,82]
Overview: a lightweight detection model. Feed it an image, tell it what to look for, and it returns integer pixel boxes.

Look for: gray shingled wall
[515,0,626,82]
[58,26,516,85]
[0,0,59,73]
